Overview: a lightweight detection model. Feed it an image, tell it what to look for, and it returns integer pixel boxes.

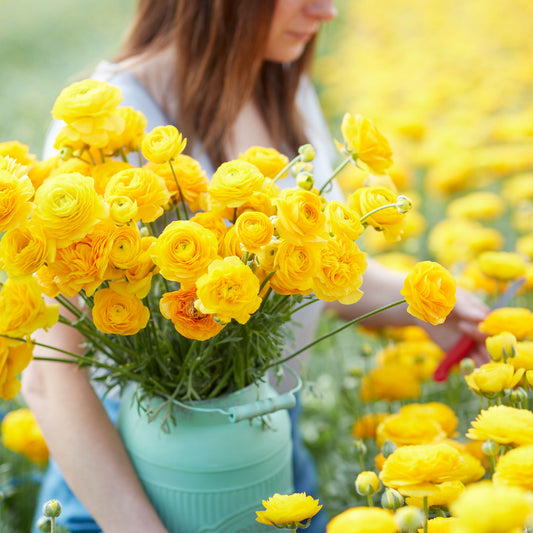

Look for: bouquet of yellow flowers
[0,79,456,420]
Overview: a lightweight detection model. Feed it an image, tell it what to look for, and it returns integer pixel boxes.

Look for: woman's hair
[117,0,316,167]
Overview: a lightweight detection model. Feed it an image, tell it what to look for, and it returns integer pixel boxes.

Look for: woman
[25,1,488,532]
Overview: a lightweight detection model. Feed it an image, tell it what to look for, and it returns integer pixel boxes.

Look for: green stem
[366,494,374,507]
[272,154,302,183]
[318,157,351,195]
[168,159,188,220]
[423,496,428,533]
[98,148,106,164]
[359,202,399,224]
[265,299,406,369]
[51,517,56,533]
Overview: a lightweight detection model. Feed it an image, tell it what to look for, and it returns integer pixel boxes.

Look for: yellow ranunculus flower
[465,362,524,395]
[352,412,389,440]
[0,157,35,233]
[0,223,47,280]
[380,443,465,497]
[340,113,394,174]
[446,191,504,221]
[348,186,405,242]
[255,239,280,273]
[141,125,187,164]
[35,266,60,299]
[150,221,218,287]
[107,196,139,226]
[399,403,458,438]
[312,237,367,304]
[104,168,170,224]
[27,155,59,190]
[105,106,147,154]
[375,252,419,272]
[92,288,150,335]
[0,278,59,337]
[327,506,397,533]
[160,287,225,341]
[511,341,533,370]
[234,211,273,254]
[493,444,533,491]
[190,211,228,252]
[466,405,533,446]
[221,226,244,259]
[360,365,421,402]
[208,160,266,211]
[375,413,447,449]
[256,492,322,529]
[91,161,132,195]
[275,188,327,245]
[270,240,324,295]
[0,338,34,401]
[1,408,49,465]
[325,200,364,241]
[479,307,533,340]
[51,79,125,148]
[239,146,289,180]
[120,236,158,299]
[417,516,459,533]
[485,332,517,361]
[450,481,533,533]
[108,223,142,271]
[477,251,527,281]
[401,261,457,326]
[195,256,262,325]
[0,141,35,166]
[33,172,108,255]
[407,481,464,509]
[146,155,208,212]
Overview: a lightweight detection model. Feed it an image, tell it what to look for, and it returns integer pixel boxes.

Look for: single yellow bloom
[465,362,524,395]
[477,251,527,281]
[238,146,289,180]
[446,191,504,221]
[485,332,517,361]
[399,403,458,438]
[360,364,421,402]
[407,480,464,509]
[375,413,447,449]
[256,492,322,528]
[234,211,273,254]
[327,506,397,533]
[479,307,533,340]
[141,125,186,164]
[493,444,533,491]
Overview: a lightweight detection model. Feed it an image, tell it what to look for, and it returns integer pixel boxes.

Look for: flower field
[1,0,533,532]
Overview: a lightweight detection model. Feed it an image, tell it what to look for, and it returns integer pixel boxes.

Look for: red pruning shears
[433,277,526,382]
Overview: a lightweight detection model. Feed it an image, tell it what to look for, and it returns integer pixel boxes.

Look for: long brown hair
[117,0,316,167]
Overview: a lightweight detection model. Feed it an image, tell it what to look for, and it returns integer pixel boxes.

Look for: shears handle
[433,335,476,382]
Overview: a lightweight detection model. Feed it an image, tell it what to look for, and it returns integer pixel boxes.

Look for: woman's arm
[22,319,168,533]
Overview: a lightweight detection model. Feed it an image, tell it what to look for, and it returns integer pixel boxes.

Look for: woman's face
[265,0,337,63]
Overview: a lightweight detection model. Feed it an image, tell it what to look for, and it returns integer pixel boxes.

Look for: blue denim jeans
[32,395,326,533]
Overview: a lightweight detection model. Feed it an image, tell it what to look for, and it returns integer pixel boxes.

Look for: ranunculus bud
[59,145,73,161]
[353,439,367,456]
[481,439,500,457]
[297,171,314,190]
[509,387,528,405]
[394,505,424,532]
[355,471,381,496]
[42,499,62,518]
[460,357,475,374]
[396,195,413,214]
[36,517,52,533]
[381,439,397,458]
[298,143,315,162]
[381,488,404,511]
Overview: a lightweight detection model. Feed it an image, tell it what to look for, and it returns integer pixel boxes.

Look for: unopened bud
[460,357,475,375]
[36,517,52,533]
[298,144,315,162]
[297,172,314,190]
[394,505,424,532]
[349,366,364,378]
[353,439,367,456]
[355,471,381,496]
[481,439,500,457]
[59,146,73,161]
[396,195,413,214]
[381,439,397,459]
[42,499,62,518]
[509,387,528,404]
[381,488,404,511]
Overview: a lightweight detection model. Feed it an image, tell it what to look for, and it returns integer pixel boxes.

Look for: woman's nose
[304,1,338,22]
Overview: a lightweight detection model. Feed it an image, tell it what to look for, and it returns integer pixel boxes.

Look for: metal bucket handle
[171,365,303,423]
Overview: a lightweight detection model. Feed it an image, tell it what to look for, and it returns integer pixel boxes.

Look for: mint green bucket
[118,376,297,533]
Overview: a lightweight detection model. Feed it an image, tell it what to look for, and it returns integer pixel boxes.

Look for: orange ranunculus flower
[375,413,447,449]
[208,160,266,211]
[465,362,524,395]
[239,146,289,180]
[326,507,397,533]
[105,106,147,154]
[0,338,34,401]
[477,251,527,282]
[150,220,218,287]
[195,256,262,325]
[141,125,187,164]
[348,186,405,242]
[160,288,225,341]
[275,188,327,245]
[104,168,170,224]
[352,412,389,440]
[401,261,457,325]
[234,211,274,254]
[312,237,367,304]
[479,307,533,340]
[340,113,393,174]
[270,240,324,295]
[0,156,35,233]
[0,223,47,280]
[399,403,458,438]
[91,161,132,195]
[0,278,59,337]
[92,288,150,335]
[107,196,138,226]
[33,172,108,256]
[1,408,49,465]
[466,405,533,446]
[325,200,364,241]
[360,365,421,402]
[109,223,142,271]
[51,79,125,148]
[35,265,61,299]
[146,155,208,212]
